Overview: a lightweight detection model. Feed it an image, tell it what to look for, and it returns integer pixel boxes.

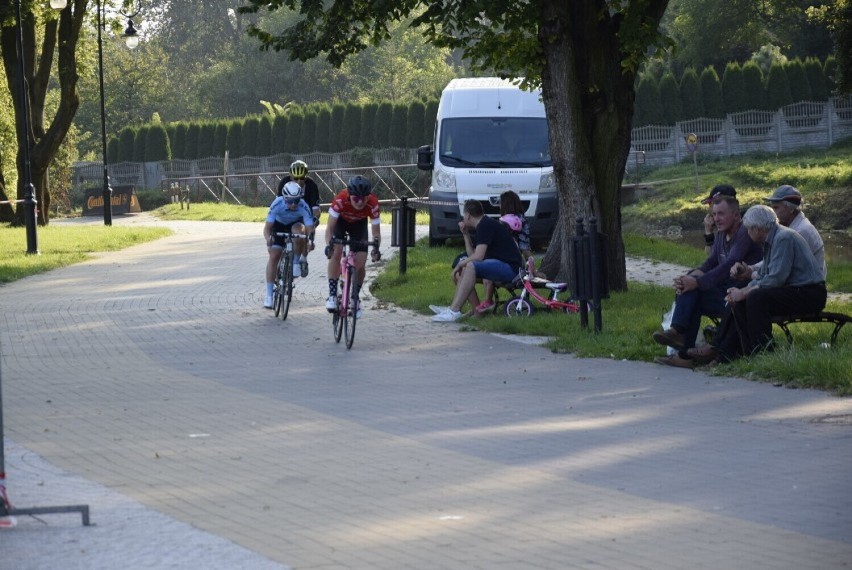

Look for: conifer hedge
[145,123,171,161]
[766,62,793,110]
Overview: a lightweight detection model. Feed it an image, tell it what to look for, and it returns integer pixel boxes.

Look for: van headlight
[539,172,556,192]
[434,165,457,193]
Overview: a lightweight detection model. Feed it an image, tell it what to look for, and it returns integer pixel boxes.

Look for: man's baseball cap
[764,184,802,205]
[700,184,737,204]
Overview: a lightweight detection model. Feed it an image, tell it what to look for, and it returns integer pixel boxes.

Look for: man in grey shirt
[764,185,826,278]
[688,205,826,363]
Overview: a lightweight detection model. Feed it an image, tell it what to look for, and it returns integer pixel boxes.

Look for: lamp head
[50,0,68,10]
[122,19,139,49]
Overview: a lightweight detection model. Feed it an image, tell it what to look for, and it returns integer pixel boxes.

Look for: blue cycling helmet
[347,175,372,197]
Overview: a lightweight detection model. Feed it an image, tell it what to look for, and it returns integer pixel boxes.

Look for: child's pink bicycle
[504,257,581,317]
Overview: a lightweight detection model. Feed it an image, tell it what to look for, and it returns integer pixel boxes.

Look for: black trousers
[714,283,826,360]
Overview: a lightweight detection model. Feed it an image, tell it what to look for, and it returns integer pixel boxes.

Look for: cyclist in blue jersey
[262,181,315,308]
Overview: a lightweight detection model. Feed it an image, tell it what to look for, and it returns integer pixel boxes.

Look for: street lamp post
[13,0,39,254]
[95,0,113,226]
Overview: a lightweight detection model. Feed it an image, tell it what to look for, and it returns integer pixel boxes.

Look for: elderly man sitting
[687,205,827,363]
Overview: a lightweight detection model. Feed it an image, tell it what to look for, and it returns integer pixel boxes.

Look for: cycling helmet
[282,181,303,199]
[289,160,308,178]
[347,175,372,198]
[499,214,523,233]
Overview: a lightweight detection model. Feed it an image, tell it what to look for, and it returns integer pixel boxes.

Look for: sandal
[475,301,495,314]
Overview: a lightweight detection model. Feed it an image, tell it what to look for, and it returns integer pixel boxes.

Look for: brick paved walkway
[1,215,851,569]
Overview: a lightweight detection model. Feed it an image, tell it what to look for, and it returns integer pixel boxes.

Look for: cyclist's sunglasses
[284,197,300,205]
[292,176,306,181]
[350,195,365,203]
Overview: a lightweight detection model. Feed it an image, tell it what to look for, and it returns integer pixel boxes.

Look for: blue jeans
[472,259,519,283]
[671,282,728,349]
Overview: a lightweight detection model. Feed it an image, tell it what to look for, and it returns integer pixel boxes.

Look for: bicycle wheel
[273,258,285,317]
[333,280,345,343]
[505,297,534,317]
[344,268,358,349]
[280,253,293,321]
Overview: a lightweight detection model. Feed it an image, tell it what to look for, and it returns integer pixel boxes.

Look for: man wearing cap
[653,194,763,368]
[731,184,826,281]
[700,184,737,254]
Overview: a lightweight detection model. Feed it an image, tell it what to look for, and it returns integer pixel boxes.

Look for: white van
[417,77,557,246]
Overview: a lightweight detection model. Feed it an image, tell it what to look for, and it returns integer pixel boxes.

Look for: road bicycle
[505,257,581,317]
[272,231,306,320]
[330,237,379,349]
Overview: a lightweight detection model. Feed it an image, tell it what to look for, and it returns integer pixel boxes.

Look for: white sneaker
[264,295,273,309]
[293,262,301,278]
[429,304,449,315]
[353,300,363,319]
[325,295,337,312]
[300,259,309,277]
[432,309,463,322]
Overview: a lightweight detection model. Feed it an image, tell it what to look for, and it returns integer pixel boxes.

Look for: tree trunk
[537,0,667,292]
[0,1,84,226]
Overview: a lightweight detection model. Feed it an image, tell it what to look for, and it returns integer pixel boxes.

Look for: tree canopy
[239,0,671,289]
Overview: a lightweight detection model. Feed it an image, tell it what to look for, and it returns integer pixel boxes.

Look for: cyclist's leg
[265,222,287,306]
[348,219,370,297]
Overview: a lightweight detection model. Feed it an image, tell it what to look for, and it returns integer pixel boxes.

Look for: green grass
[371,239,852,395]
[0,224,172,283]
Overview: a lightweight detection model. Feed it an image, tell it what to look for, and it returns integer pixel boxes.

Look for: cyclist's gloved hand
[324,244,333,259]
[371,248,381,262]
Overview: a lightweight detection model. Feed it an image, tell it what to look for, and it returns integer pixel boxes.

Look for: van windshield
[438,117,551,167]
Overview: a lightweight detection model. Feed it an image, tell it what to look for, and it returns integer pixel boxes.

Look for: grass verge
[0,224,172,283]
[371,240,852,395]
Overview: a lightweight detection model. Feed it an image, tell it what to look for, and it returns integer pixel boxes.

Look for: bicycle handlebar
[273,232,308,239]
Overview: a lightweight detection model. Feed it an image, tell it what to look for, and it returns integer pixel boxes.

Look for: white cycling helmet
[282,181,303,199]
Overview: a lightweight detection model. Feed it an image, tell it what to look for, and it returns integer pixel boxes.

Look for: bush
[805,57,829,101]
[242,116,260,157]
[766,62,793,110]
[299,112,316,154]
[722,62,748,114]
[226,120,243,158]
[375,101,393,147]
[257,115,273,156]
[341,103,362,151]
[389,103,408,147]
[135,188,171,211]
[679,67,704,120]
[212,122,228,157]
[360,102,379,147]
[173,123,187,160]
[145,123,171,161]
[313,107,329,152]
[272,114,288,154]
[785,58,812,103]
[185,123,201,160]
[634,73,663,126]
[104,136,117,163]
[700,66,724,118]
[825,55,837,94]
[329,103,346,152]
[424,99,438,143]
[133,126,148,162]
[118,127,136,162]
[659,72,681,125]
[742,61,767,110]
[406,100,426,147]
[285,112,303,153]
[198,122,215,159]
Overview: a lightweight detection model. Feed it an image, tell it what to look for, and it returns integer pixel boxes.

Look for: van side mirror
[417,145,433,171]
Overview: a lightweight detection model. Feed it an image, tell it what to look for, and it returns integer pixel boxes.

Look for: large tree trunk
[537,0,667,292]
[0,1,84,226]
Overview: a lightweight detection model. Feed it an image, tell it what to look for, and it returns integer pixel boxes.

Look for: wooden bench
[771,311,851,346]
